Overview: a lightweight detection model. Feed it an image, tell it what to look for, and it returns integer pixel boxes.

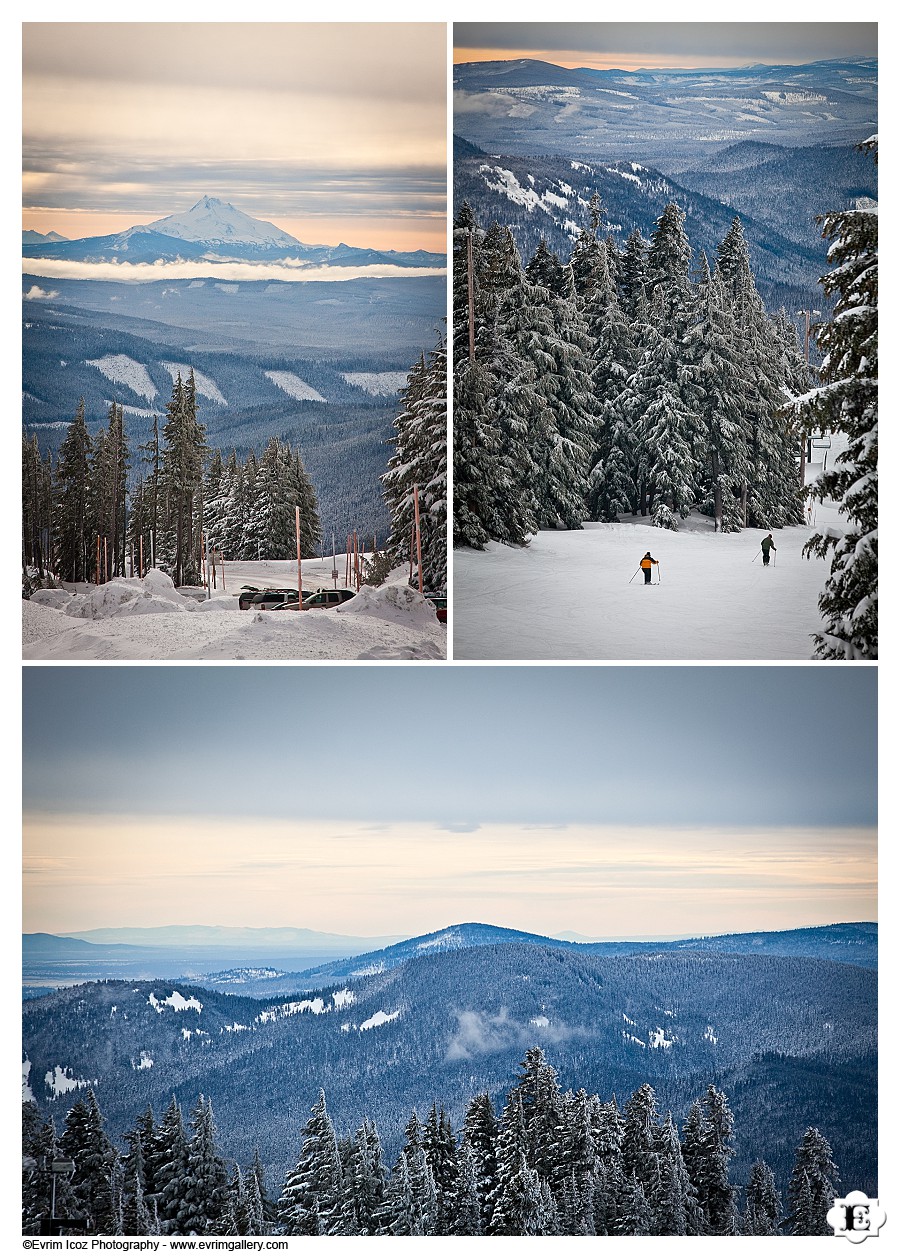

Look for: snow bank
[22,600,73,645]
[338,584,439,629]
[64,570,197,619]
[29,588,74,610]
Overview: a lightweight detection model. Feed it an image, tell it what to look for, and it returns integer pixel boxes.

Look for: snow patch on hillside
[417,930,464,951]
[343,371,408,396]
[649,1027,674,1049]
[352,961,386,977]
[161,362,228,405]
[332,989,355,1009]
[87,354,157,401]
[45,1065,94,1098]
[265,371,327,402]
[148,990,202,1014]
[23,1058,34,1103]
[359,1009,401,1031]
[257,998,326,1023]
[133,1051,153,1070]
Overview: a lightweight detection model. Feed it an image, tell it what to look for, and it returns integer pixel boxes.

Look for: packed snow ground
[23,559,445,661]
[454,505,840,661]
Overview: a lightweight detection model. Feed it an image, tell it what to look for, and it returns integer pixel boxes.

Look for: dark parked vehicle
[241,588,315,610]
[425,592,447,623]
[267,589,357,612]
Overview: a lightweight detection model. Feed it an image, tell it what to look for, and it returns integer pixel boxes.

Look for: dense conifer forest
[23,1048,844,1237]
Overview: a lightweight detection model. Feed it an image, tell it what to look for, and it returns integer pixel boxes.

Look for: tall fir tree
[790,138,877,658]
[787,1127,840,1236]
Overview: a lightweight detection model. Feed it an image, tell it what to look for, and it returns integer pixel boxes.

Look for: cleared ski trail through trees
[454,513,834,661]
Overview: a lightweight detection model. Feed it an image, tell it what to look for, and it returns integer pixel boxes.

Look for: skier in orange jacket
[640,552,659,585]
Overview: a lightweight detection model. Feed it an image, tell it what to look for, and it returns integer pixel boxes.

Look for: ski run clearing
[23,559,445,661]
[455,505,841,661]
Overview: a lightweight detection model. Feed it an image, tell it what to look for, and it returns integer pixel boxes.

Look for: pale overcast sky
[454,22,877,69]
[23,667,876,938]
[23,23,446,252]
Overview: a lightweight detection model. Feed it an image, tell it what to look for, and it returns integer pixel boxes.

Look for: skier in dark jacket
[640,552,659,584]
[760,534,777,566]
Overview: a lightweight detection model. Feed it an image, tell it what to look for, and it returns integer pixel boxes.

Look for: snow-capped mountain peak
[145,196,300,250]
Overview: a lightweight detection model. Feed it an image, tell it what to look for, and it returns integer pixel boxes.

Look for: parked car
[425,592,447,623]
[267,589,356,612]
[302,588,356,610]
[245,588,309,610]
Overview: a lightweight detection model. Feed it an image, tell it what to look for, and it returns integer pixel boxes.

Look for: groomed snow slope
[454,512,836,661]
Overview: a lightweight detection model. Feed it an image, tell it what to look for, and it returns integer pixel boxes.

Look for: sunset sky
[453,22,877,70]
[23,23,446,252]
[23,667,877,940]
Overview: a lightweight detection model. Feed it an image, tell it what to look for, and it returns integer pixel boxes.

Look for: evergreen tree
[277,1090,344,1235]
[178,1095,228,1235]
[787,1127,840,1236]
[22,434,53,577]
[791,139,877,658]
[383,335,447,589]
[160,370,206,586]
[743,1158,782,1236]
[53,399,93,581]
[59,1089,120,1234]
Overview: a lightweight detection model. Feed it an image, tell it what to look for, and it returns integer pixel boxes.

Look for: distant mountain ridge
[238,919,876,996]
[22,195,445,269]
[454,146,829,311]
[453,56,876,167]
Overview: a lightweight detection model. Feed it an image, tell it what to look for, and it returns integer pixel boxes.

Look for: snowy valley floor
[453,511,837,661]
[23,559,445,661]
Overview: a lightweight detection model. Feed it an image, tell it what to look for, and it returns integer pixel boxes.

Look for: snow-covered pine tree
[742,1158,782,1235]
[684,256,751,531]
[22,434,53,578]
[570,193,606,303]
[681,1085,737,1236]
[453,1142,483,1236]
[789,138,877,658]
[647,202,694,335]
[423,1103,459,1234]
[786,1127,840,1236]
[716,216,803,530]
[521,244,596,528]
[121,1127,152,1236]
[617,228,650,322]
[343,1120,386,1235]
[90,402,129,577]
[177,1095,229,1235]
[155,1098,192,1233]
[277,1090,344,1235]
[583,244,637,522]
[453,219,540,548]
[59,1089,120,1234]
[461,1091,500,1230]
[383,334,447,590]
[621,1083,664,1215]
[160,370,206,586]
[53,398,93,581]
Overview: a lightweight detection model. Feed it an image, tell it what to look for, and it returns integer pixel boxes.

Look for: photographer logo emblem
[827,1192,886,1243]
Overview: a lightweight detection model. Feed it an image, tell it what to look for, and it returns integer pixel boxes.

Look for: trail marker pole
[413,483,424,593]
[295,506,304,609]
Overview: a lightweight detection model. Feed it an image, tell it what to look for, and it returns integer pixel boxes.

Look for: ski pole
[751,550,761,563]
[628,568,641,584]
[656,564,662,584]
